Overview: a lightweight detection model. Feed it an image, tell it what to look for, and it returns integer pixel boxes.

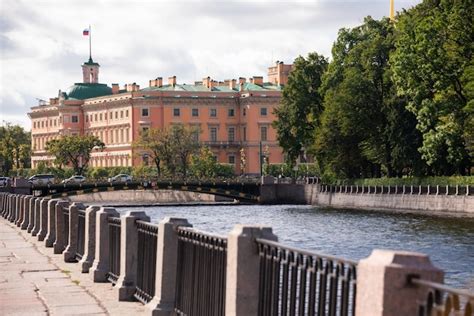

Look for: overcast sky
[1,0,421,129]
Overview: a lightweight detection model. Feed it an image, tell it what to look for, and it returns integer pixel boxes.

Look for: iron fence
[63,207,70,247]
[175,227,227,316]
[319,184,473,196]
[75,209,86,261]
[409,276,474,316]
[107,216,121,284]
[134,220,159,304]
[256,238,358,316]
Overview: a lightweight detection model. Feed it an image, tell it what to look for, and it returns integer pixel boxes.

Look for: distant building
[28,58,293,175]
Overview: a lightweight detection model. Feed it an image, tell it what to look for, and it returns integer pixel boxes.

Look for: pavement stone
[0,218,147,315]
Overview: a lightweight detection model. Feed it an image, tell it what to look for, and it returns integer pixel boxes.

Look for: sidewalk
[0,218,146,315]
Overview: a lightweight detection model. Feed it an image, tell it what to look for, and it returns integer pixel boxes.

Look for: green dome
[66,83,112,100]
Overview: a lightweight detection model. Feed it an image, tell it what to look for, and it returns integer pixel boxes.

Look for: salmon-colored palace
[28,57,293,175]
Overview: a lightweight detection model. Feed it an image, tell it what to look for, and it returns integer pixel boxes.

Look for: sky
[0,0,422,130]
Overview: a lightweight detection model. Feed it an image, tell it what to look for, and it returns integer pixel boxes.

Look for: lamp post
[259,141,263,176]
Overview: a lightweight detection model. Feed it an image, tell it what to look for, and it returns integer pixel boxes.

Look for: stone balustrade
[1,191,472,316]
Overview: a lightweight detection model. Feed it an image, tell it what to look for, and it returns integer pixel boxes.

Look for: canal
[119,205,474,290]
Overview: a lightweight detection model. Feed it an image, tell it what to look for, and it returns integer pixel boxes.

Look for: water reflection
[120,205,474,290]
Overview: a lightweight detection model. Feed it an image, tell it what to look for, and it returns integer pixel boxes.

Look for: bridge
[30,180,262,203]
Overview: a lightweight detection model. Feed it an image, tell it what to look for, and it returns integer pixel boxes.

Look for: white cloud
[0,0,422,129]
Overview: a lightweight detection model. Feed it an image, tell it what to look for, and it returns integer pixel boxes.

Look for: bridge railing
[1,191,473,316]
[175,227,227,316]
[75,209,86,261]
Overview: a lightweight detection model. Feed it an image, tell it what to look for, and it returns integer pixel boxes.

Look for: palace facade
[28,58,292,174]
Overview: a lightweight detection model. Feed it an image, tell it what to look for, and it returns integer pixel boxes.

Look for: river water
[118,204,474,290]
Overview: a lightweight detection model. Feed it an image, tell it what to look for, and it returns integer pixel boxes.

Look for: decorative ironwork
[75,209,86,261]
[409,277,474,316]
[256,238,357,316]
[107,216,121,284]
[175,227,227,316]
[134,220,159,304]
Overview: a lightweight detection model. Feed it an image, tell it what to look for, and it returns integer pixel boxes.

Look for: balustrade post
[225,225,278,316]
[15,195,22,226]
[53,201,70,254]
[45,199,59,247]
[27,197,36,233]
[455,185,459,195]
[355,250,443,316]
[64,202,85,262]
[37,198,50,241]
[20,196,30,230]
[79,205,101,273]
[7,194,14,222]
[115,211,150,301]
[147,217,192,316]
[90,207,119,282]
[31,198,42,236]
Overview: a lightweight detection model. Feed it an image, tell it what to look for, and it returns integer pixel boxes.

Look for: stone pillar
[115,211,150,301]
[355,250,444,316]
[90,207,120,282]
[27,197,36,233]
[45,199,59,247]
[79,205,101,273]
[37,198,50,241]
[63,202,85,262]
[225,225,278,316]
[7,194,14,222]
[53,201,70,254]
[15,195,23,226]
[31,198,42,236]
[147,218,192,315]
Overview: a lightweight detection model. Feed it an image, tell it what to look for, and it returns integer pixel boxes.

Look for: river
[118,204,474,290]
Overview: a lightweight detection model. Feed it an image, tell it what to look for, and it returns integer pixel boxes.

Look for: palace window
[228,127,235,142]
[94,114,98,121]
[260,107,267,116]
[142,108,149,117]
[260,126,268,141]
[192,108,199,117]
[115,111,118,119]
[243,108,246,116]
[243,127,247,141]
[85,116,88,122]
[99,113,103,121]
[228,155,235,164]
[72,115,79,123]
[173,108,180,117]
[105,113,107,120]
[126,110,129,117]
[210,127,217,142]
[121,110,124,118]
[210,108,217,117]
[228,108,235,117]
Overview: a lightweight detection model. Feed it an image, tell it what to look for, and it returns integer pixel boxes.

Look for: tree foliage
[391,0,473,175]
[45,135,105,175]
[0,123,31,175]
[273,52,328,165]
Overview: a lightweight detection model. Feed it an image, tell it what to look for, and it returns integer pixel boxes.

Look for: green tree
[46,135,105,175]
[391,0,473,175]
[0,123,31,174]
[315,17,424,178]
[170,125,200,177]
[190,146,219,179]
[133,128,169,176]
[273,52,328,165]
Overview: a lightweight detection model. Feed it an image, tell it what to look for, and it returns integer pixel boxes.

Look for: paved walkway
[0,218,146,315]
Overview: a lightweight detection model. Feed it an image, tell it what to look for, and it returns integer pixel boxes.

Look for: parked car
[0,176,11,187]
[28,174,55,185]
[61,175,86,184]
[108,174,132,183]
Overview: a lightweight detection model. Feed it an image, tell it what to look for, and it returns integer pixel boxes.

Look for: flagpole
[89,25,92,60]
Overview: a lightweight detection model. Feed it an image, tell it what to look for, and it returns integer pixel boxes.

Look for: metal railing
[319,184,473,196]
[409,277,474,316]
[175,227,227,316]
[75,209,86,261]
[107,216,121,284]
[256,238,358,316]
[63,207,70,247]
[134,220,159,304]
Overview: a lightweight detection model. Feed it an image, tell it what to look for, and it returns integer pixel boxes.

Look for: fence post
[37,198,50,241]
[32,198,42,236]
[115,211,150,301]
[20,196,30,230]
[64,202,85,262]
[45,199,59,247]
[225,224,278,316]
[147,217,192,315]
[15,195,23,226]
[355,250,444,316]
[79,205,101,273]
[53,201,70,254]
[7,194,14,222]
[27,197,36,233]
[90,207,119,282]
